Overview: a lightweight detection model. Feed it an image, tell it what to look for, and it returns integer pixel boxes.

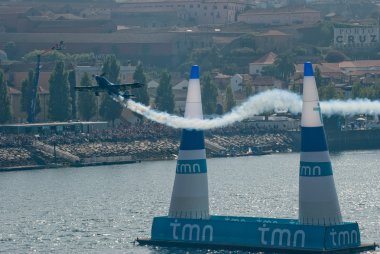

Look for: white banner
[334,27,379,48]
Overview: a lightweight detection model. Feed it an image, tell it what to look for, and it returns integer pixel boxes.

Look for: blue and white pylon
[299,62,342,225]
[168,65,209,219]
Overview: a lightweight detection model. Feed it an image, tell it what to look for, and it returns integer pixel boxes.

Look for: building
[117,0,246,25]
[238,8,320,26]
[249,52,277,75]
[294,60,380,85]
[253,75,283,93]
[213,72,231,91]
[172,79,188,113]
[147,80,159,102]
[230,73,253,92]
[0,32,177,66]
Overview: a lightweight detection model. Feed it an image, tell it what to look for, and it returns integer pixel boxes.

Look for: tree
[275,53,295,82]
[133,63,150,105]
[68,70,77,119]
[201,72,218,115]
[188,46,221,72]
[224,86,236,112]
[215,104,223,115]
[4,41,17,60]
[99,55,123,123]
[261,65,279,77]
[351,82,373,99]
[49,61,71,121]
[0,71,11,123]
[77,73,96,121]
[315,66,322,88]
[21,70,41,116]
[319,83,342,100]
[325,50,346,63]
[372,82,380,100]
[351,82,362,99]
[243,82,253,98]
[155,71,174,113]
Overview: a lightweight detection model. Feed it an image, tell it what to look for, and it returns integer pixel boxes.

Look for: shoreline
[2,129,380,172]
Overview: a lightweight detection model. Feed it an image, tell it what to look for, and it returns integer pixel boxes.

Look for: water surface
[1,151,379,253]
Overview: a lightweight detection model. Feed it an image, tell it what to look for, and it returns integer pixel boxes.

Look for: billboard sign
[334,27,379,48]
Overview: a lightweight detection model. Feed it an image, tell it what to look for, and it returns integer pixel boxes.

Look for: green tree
[99,55,123,123]
[319,83,342,100]
[351,82,362,98]
[155,71,174,113]
[4,41,17,60]
[243,82,253,98]
[351,82,373,99]
[68,70,77,119]
[133,63,149,105]
[189,46,221,72]
[261,65,279,77]
[201,72,218,115]
[77,73,96,121]
[275,53,295,82]
[224,86,236,112]
[315,66,322,88]
[49,61,71,121]
[0,71,11,123]
[20,70,41,116]
[372,81,380,100]
[325,50,347,63]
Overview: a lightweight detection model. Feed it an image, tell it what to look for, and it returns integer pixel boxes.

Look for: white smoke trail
[112,90,380,130]
[320,99,380,116]
[116,89,301,130]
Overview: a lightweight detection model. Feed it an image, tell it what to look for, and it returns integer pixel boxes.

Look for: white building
[249,52,277,75]
[172,79,189,113]
[253,76,283,93]
[116,0,246,25]
[147,80,159,99]
[230,74,243,92]
[230,73,253,92]
[238,8,320,26]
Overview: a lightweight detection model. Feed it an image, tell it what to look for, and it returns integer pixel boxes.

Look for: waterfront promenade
[0,121,293,170]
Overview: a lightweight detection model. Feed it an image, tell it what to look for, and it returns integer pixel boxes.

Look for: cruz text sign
[334,27,379,48]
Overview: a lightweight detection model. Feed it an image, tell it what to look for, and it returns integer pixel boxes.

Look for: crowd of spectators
[0,121,295,167]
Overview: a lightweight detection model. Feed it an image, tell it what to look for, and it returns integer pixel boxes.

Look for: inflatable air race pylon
[168,65,209,219]
[299,62,342,226]
[137,63,377,253]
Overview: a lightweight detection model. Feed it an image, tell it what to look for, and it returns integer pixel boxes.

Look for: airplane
[75,73,144,99]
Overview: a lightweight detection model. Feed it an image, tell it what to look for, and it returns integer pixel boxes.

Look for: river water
[1,151,379,253]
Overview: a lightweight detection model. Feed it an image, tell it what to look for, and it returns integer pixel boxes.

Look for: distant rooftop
[253,52,277,65]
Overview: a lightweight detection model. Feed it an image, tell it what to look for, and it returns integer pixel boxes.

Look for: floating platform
[137,216,378,253]
[137,238,377,253]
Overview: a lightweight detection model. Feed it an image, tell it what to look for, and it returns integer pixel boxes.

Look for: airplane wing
[116,82,145,89]
[75,86,104,92]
